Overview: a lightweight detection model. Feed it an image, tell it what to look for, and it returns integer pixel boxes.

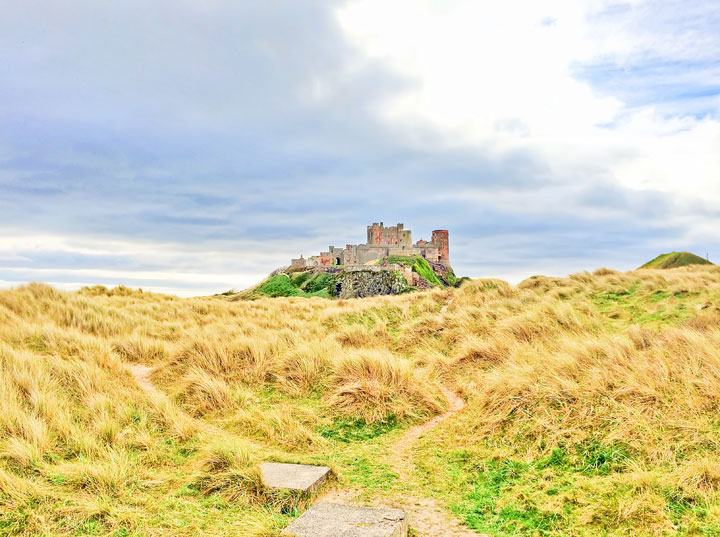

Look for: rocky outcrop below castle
[333,268,409,298]
[235,255,462,300]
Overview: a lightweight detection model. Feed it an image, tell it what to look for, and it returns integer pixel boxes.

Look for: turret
[398,229,412,248]
[367,222,382,245]
[431,230,449,265]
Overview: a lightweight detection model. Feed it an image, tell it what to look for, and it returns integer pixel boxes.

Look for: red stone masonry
[431,230,449,264]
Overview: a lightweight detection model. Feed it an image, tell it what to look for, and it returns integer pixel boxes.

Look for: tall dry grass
[0,265,719,535]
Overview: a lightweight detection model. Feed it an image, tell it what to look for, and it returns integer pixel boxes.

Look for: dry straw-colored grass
[1,266,720,535]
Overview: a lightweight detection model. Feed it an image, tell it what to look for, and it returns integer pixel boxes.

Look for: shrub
[291,272,312,287]
[256,275,299,297]
[303,273,335,294]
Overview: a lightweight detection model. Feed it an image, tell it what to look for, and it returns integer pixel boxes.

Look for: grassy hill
[236,256,458,300]
[2,265,720,536]
[640,251,712,269]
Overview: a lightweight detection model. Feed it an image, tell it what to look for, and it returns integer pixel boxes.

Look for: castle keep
[291,223,449,268]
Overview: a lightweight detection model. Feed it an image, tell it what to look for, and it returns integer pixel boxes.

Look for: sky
[1,0,719,296]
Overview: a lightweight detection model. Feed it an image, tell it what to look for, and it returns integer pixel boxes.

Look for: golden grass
[0,266,719,535]
[326,349,446,423]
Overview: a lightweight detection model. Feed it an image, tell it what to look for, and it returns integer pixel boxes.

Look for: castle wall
[293,223,449,268]
[412,245,440,262]
[354,245,392,264]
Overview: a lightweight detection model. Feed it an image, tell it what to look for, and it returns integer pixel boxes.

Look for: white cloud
[0,230,283,296]
[336,0,720,202]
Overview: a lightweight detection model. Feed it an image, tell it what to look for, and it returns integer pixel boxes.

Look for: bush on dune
[256,274,300,297]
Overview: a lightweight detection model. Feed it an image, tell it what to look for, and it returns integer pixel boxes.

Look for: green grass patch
[450,457,565,536]
[256,275,300,297]
[340,305,407,337]
[291,272,312,287]
[344,456,398,491]
[304,288,331,299]
[573,440,632,475]
[255,272,336,298]
[302,273,335,293]
[318,416,399,443]
[49,474,67,485]
[387,255,443,286]
[650,290,669,301]
[592,286,638,307]
[428,441,636,536]
[591,283,701,328]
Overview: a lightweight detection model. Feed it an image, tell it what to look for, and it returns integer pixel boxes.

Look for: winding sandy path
[400,496,487,537]
[321,387,486,536]
[127,362,234,443]
[389,386,465,479]
[129,364,158,394]
[440,296,456,313]
[388,388,485,537]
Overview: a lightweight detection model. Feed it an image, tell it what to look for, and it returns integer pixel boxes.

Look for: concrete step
[281,502,408,537]
[260,463,332,495]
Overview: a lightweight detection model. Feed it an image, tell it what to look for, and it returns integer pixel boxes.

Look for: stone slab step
[281,502,408,537]
[260,463,332,494]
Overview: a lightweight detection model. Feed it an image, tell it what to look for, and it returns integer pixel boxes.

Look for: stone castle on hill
[291,222,449,268]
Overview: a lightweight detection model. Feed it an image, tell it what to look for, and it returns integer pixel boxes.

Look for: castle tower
[366,222,404,245]
[398,228,412,249]
[367,222,382,245]
[431,230,449,265]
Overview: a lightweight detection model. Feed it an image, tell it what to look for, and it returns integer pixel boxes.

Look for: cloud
[337,0,720,200]
[0,0,718,295]
[0,231,283,296]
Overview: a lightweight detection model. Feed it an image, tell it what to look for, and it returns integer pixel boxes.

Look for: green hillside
[232,257,459,300]
[639,251,713,269]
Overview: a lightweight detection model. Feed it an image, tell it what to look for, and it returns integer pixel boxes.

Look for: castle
[291,223,449,268]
